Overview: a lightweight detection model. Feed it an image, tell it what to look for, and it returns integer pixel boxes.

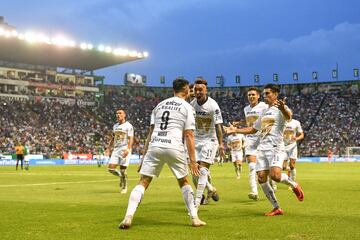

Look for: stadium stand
[1,80,359,158]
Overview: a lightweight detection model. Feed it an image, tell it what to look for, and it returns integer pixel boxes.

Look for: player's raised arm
[184,129,200,176]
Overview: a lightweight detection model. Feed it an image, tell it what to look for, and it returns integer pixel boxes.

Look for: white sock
[195,167,208,206]
[125,185,145,217]
[108,168,120,177]
[290,168,296,181]
[181,184,198,218]
[192,174,199,187]
[260,182,280,209]
[248,162,257,194]
[280,173,297,188]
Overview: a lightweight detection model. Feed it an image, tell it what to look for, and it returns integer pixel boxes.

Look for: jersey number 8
[160,111,170,130]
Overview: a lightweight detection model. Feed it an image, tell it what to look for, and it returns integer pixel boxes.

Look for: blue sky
[2,0,360,86]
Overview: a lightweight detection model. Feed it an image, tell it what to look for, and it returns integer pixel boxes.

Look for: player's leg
[247,154,258,200]
[289,158,296,181]
[269,150,304,201]
[20,157,23,170]
[178,177,206,227]
[16,158,19,170]
[119,151,130,193]
[195,161,211,207]
[119,174,152,229]
[120,166,128,193]
[119,148,163,229]
[107,150,121,176]
[168,148,206,226]
[257,150,282,216]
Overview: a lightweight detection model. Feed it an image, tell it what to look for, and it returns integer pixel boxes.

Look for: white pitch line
[0,179,120,188]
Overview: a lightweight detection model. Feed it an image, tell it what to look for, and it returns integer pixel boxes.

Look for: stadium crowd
[0,83,359,158]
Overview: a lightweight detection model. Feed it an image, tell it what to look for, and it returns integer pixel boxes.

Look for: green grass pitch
[1,162,360,240]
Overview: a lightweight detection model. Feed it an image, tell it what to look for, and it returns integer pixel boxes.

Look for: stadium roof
[0,36,147,71]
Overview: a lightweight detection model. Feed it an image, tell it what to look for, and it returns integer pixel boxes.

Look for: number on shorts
[160,111,170,130]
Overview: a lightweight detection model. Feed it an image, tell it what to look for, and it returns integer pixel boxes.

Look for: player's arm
[184,129,200,176]
[138,125,154,172]
[232,120,246,127]
[105,134,114,156]
[294,131,304,141]
[274,97,292,121]
[215,123,225,159]
[122,135,134,158]
[224,124,257,135]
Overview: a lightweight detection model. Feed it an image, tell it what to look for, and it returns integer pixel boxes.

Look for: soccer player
[227,132,245,179]
[190,78,224,207]
[224,84,304,216]
[242,87,268,200]
[105,109,134,194]
[282,119,304,181]
[15,142,25,171]
[119,78,205,229]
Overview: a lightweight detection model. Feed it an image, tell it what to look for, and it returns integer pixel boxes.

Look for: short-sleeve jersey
[253,105,291,151]
[15,146,25,155]
[113,121,134,150]
[244,102,268,144]
[190,97,223,141]
[227,134,245,151]
[149,96,195,150]
[283,119,303,147]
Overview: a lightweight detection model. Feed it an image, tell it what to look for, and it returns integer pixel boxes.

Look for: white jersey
[113,121,134,150]
[149,96,195,150]
[227,134,245,151]
[284,119,303,148]
[254,105,291,151]
[244,102,268,146]
[190,97,223,141]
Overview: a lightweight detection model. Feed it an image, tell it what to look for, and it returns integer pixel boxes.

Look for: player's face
[183,85,190,99]
[194,84,207,101]
[247,90,260,105]
[189,86,195,99]
[263,88,278,105]
[116,110,126,123]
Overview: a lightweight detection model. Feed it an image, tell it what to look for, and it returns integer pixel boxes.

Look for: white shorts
[244,137,259,157]
[109,148,131,166]
[256,149,286,172]
[195,140,219,165]
[231,150,243,162]
[283,144,298,161]
[140,147,188,179]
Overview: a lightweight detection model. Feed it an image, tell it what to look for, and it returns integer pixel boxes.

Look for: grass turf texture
[1,163,359,240]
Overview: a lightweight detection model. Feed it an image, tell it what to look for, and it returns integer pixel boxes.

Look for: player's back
[150,96,195,150]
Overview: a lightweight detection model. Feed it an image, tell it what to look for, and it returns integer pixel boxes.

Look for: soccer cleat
[265,208,284,216]
[120,188,127,194]
[209,188,219,202]
[236,175,241,180]
[191,217,206,227]
[292,183,304,201]
[248,192,259,201]
[119,215,133,229]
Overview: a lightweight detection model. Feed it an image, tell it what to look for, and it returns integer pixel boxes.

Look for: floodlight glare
[87,44,93,50]
[97,44,105,52]
[80,42,88,50]
[120,49,129,56]
[137,52,143,58]
[11,30,18,37]
[105,46,112,53]
[129,51,137,57]
[143,51,149,58]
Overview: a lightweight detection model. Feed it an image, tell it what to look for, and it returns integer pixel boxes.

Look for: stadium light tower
[353,68,359,80]
[216,75,225,87]
[312,71,318,81]
[273,73,279,82]
[160,75,165,85]
[293,72,299,81]
[332,62,339,81]
[235,75,240,85]
[254,74,260,84]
